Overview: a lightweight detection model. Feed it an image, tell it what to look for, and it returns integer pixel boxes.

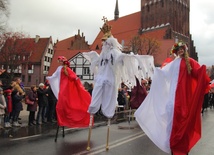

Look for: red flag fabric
[47,65,92,128]
[56,67,91,128]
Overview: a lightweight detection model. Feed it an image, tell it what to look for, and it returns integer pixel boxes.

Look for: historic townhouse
[0,35,54,87]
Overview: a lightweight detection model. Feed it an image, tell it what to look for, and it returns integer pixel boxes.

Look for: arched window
[147,5,150,12]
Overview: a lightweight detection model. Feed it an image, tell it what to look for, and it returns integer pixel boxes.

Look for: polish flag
[134,57,210,154]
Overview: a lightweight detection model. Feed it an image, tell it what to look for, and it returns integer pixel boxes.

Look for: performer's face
[58,60,63,65]
[177,47,185,57]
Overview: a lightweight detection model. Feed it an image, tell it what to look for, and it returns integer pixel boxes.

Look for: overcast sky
[7,0,214,67]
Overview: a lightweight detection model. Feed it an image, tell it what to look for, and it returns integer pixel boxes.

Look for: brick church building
[91,0,197,66]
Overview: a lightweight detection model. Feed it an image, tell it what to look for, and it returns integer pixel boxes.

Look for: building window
[22,75,25,82]
[96,45,99,50]
[147,5,150,12]
[71,67,76,73]
[28,64,34,74]
[28,75,31,82]
[83,67,90,75]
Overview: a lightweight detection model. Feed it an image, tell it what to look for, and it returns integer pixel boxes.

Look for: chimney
[35,35,40,43]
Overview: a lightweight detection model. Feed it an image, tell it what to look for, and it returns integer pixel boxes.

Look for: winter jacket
[37,88,48,107]
[27,89,38,112]
[11,90,23,112]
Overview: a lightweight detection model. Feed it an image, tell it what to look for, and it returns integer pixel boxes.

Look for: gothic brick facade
[141,0,189,36]
[140,0,197,61]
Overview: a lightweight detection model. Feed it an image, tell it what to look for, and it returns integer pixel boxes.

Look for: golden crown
[100,16,112,40]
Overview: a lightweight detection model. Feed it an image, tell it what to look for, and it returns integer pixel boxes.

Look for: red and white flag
[135,57,210,154]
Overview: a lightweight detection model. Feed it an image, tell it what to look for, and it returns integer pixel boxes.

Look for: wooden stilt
[55,126,65,142]
[62,126,65,137]
[106,118,111,151]
[55,125,60,142]
[86,115,93,151]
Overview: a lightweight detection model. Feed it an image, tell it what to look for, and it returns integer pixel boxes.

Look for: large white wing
[82,51,100,75]
[134,55,155,79]
[116,53,155,88]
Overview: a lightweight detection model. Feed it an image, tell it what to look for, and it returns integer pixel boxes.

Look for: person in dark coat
[27,85,38,126]
[11,90,24,127]
[46,85,57,123]
[36,83,48,125]
[209,87,214,108]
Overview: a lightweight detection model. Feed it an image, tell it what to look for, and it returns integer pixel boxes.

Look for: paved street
[0,105,214,155]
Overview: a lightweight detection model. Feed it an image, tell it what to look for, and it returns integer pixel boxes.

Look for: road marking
[76,131,146,155]
[10,134,42,141]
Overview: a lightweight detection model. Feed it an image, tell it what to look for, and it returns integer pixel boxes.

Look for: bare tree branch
[129,35,160,55]
[0,31,35,82]
[0,0,9,33]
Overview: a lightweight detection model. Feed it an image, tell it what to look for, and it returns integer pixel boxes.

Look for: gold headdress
[100,16,112,40]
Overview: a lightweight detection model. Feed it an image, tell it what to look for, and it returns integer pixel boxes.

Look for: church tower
[114,0,119,20]
[141,0,190,37]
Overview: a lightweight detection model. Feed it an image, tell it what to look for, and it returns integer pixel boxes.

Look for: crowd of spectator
[0,76,153,129]
[0,78,57,129]
[201,85,214,115]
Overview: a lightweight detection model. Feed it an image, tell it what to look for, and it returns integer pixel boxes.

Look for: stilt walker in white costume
[83,17,155,151]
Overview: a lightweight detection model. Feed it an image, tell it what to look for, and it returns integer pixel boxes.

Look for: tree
[0,0,9,33]
[0,31,35,84]
[129,35,142,54]
[129,35,160,55]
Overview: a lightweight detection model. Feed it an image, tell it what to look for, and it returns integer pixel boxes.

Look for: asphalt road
[0,107,214,155]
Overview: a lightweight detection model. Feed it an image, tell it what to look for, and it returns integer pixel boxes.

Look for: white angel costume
[83,37,155,118]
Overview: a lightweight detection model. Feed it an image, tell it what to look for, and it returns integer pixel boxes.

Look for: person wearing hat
[135,41,210,155]
[46,56,91,128]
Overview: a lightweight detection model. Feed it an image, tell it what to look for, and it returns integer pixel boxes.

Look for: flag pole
[86,114,93,151]
[106,118,111,151]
